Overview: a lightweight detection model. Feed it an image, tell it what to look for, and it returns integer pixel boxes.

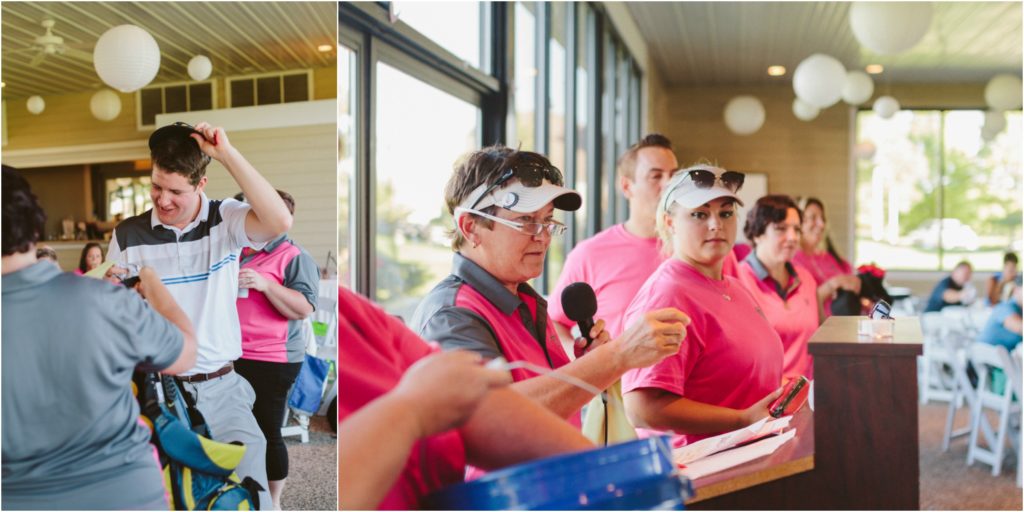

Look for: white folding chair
[942,348,978,451]
[965,342,1021,477]
[920,312,960,404]
[1009,346,1022,487]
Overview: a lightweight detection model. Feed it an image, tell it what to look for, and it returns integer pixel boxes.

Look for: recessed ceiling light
[317,44,333,53]
[767,65,786,77]
[866,64,884,74]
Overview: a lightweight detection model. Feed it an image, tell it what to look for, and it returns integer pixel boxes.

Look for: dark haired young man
[108,122,292,508]
[1,166,196,509]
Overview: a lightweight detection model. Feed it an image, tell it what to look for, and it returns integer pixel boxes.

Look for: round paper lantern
[26,95,45,115]
[981,125,999,143]
[983,111,1007,135]
[792,98,820,121]
[841,71,875,105]
[854,141,877,160]
[93,25,161,93]
[873,96,900,119]
[793,53,847,109]
[723,96,766,135]
[849,2,933,55]
[90,89,122,121]
[984,74,1023,111]
[187,55,212,81]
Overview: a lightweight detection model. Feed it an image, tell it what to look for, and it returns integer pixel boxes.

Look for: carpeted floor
[281,415,337,511]
[919,401,1022,510]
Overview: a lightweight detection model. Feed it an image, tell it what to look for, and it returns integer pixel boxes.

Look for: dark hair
[444,145,562,251]
[799,197,845,268]
[1004,252,1019,265]
[616,133,674,180]
[150,130,210,186]
[744,195,801,247]
[235,190,296,216]
[2,165,47,256]
[77,242,103,273]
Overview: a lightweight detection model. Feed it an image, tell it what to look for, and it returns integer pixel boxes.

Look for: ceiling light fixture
[866,64,884,74]
[317,44,332,53]
[767,65,786,76]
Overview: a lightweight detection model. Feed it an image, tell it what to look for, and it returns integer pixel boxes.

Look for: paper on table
[83,260,117,279]
[673,415,792,465]
[678,428,797,480]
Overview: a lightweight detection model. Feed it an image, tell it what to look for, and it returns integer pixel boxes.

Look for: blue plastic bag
[288,354,330,414]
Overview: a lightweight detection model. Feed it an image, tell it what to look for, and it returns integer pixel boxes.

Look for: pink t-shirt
[237,243,302,363]
[338,287,466,510]
[736,258,819,380]
[549,224,665,338]
[792,249,853,317]
[621,258,783,447]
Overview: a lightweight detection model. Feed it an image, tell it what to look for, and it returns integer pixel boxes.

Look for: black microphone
[562,282,598,348]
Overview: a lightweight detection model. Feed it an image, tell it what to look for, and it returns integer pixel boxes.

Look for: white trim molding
[2,140,149,168]
[158,99,337,131]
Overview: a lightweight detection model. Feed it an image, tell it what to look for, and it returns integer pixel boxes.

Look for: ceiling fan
[5,19,93,67]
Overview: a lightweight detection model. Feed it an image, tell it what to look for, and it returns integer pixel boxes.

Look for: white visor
[461,179,582,213]
[663,167,744,210]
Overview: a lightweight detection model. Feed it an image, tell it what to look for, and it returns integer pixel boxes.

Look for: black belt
[176,362,233,383]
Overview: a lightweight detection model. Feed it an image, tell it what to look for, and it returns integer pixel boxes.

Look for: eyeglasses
[454,207,567,237]
[662,168,746,210]
[469,162,564,209]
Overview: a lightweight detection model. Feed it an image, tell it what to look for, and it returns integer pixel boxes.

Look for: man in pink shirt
[338,287,593,510]
[549,134,679,339]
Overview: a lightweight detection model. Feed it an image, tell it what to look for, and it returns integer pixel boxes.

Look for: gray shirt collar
[452,252,544,315]
[2,260,61,293]
[744,250,800,299]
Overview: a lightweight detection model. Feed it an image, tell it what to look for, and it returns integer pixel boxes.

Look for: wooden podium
[688,316,923,510]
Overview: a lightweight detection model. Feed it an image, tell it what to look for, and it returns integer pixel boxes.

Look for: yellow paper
[83,260,117,279]
[581,380,637,446]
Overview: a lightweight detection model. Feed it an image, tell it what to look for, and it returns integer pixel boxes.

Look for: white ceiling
[626,1,1023,86]
[1,2,337,100]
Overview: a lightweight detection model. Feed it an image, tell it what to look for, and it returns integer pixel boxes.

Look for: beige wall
[3,66,337,151]
[650,82,990,261]
[21,165,91,240]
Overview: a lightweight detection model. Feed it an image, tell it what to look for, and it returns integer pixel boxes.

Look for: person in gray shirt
[1,166,198,510]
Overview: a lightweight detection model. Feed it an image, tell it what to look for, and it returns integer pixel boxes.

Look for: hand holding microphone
[562,283,611,358]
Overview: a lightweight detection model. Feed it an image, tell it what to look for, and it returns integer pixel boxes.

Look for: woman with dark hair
[75,242,103,275]
[622,166,783,448]
[736,195,821,380]
[1,165,197,509]
[792,197,860,317]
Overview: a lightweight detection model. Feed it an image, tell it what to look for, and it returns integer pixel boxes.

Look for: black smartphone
[769,376,809,418]
[870,299,892,320]
[121,276,141,288]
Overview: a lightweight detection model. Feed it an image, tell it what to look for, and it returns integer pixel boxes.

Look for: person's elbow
[267,211,293,237]
[162,332,198,375]
[623,389,664,430]
[284,301,314,320]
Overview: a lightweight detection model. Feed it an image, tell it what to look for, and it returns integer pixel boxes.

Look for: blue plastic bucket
[423,436,691,510]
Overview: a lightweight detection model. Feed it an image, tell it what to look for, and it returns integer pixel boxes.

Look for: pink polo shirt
[237,241,302,363]
[793,249,853,317]
[338,287,466,510]
[549,224,665,337]
[621,258,784,447]
[736,256,819,380]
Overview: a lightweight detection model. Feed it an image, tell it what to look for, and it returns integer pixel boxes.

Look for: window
[513,2,537,150]
[573,2,594,242]
[106,177,152,221]
[544,1,569,293]
[392,1,488,72]
[137,80,215,128]
[855,110,1022,271]
[339,44,356,288]
[374,62,481,320]
[227,71,311,108]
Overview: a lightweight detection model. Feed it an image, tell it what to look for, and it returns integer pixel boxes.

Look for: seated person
[986,252,1020,305]
[622,166,783,448]
[736,195,820,381]
[924,261,975,312]
[74,242,103,275]
[338,287,593,509]
[1,165,197,510]
[35,245,59,269]
[978,283,1022,351]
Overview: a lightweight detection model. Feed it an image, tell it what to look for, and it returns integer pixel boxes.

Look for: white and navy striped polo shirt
[107,194,261,375]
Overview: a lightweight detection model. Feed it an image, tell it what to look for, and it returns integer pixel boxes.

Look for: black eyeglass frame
[661,168,746,211]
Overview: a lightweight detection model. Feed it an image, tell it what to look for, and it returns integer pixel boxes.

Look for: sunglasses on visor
[470,162,564,209]
[682,169,746,192]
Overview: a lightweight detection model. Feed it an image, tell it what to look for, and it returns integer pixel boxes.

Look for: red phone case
[769,376,809,418]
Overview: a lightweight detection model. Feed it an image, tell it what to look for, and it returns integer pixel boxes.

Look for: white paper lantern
[841,71,875,105]
[723,96,766,135]
[93,25,161,93]
[792,98,820,121]
[873,96,900,119]
[981,125,999,143]
[849,2,933,55]
[854,141,877,160]
[187,55,212,81]
[984,74,1023,111]
[983,111,1007,135]
[26,95,45,115]
[793,53,847,109]
[90,89,122,121]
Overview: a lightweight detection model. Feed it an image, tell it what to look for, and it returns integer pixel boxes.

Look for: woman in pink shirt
[73,242,103,275]
[622,166,784,447]
[736,195,822,381]
[792,197,860,316]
